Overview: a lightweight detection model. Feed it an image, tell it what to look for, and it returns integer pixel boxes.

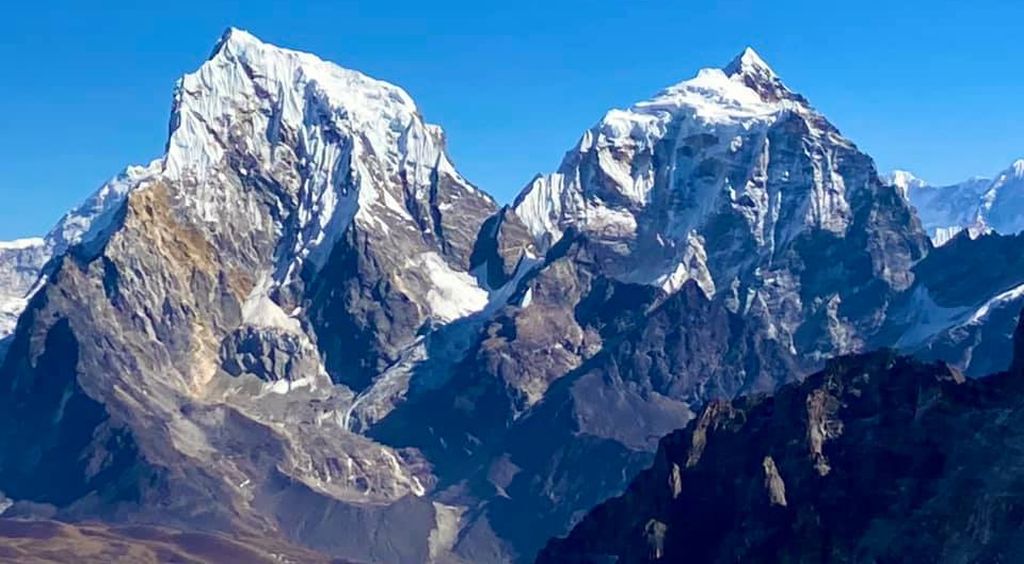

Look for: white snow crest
[0,238,45,251]
[49,160,162,253]
[967,282,1024,326]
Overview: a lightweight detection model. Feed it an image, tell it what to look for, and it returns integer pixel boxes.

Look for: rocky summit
[1,30,1023,563]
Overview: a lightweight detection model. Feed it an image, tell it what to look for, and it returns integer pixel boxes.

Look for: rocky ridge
[540,311,1024,563]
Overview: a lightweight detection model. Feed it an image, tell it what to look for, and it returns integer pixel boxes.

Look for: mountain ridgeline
[0,30,1022,563]
[540,313,1024,563]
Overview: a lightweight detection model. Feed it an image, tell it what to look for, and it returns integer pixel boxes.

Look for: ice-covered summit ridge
[631,47,800,131]
[513,49,798,246]
[167,26,425,182]
[166,27,489,283]
[511,46,856,295]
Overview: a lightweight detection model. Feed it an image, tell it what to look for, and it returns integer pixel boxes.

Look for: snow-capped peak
[209,26,257,57]
[166,26,427,184]
[885,169,929,198]
[888,169,927,188]
[897,158,1024,246]
[1010,159,1024,178]
[168,26,472,194]
[161,28,489,285]
[513,46,821,249]
[723,47,776,80]
[511,45,869,300]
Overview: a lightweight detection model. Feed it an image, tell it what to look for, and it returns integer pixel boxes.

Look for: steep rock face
[540,313,1024,563]
[165,28,496,390]
[0,28,494,563]
[470,206,540,290]
[512,47,928,367]
[0,162,160,346]
[372,233,672,560]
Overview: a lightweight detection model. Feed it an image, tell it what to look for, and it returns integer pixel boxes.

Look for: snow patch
[411,252,489,323]
[515,174,571,248]
[520,287,534,308]
[428,502,466,561]
[242,274,303,333]
[263,375,315,395]
[966,282,1024,326]
[649,233,715,296]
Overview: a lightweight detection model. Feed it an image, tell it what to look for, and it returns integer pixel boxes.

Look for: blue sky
[1,1,1022,239]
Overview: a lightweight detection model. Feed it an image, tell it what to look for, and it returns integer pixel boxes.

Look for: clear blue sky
[1,1,1022,239]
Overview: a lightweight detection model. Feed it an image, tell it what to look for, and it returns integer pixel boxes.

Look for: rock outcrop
[540,310,1024,563]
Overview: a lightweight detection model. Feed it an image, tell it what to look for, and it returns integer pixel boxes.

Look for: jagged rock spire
[723,46,802,103]
[723,47,777,78]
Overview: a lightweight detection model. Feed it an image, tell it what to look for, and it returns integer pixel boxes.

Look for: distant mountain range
[1,30,1022,563]
[887,160,1024,246]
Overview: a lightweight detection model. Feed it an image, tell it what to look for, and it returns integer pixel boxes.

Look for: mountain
[508,46,928,362]
[0,162,158,348]
[1,31,1023,564]
[0,239,47,342]
[886,169,929,199]
[889,159,1024,246]
[539,311,1024,563]
[0,27,497,563]
[369,47,1018,560]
